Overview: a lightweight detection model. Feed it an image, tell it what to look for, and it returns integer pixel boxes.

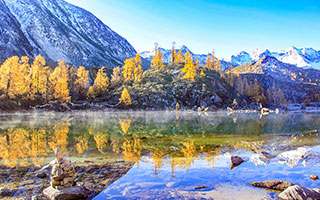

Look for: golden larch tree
[0,56,19,98]
[177,50,185,62]
[30,56,49,100]
[181,52,198,81]
[49,60,70,102]
[205,51,221,72]
[9,56,30,100]
[171,42,178,64]
[134,53,143,82]
[90,67,109,98]
[74,66,90,98]
[119,87,132,106]
[110,66,122,86]
[151,44,165,70]
[122,58,135,81]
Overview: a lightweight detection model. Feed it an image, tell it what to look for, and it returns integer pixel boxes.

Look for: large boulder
[279,185,320,200]
[248,180,294,191]
[231,156,245,169]
[42,186,88,200]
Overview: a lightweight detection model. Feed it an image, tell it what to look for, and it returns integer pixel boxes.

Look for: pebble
[36,171,47,179]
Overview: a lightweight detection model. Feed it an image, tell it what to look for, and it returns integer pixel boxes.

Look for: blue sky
[65,0,320,59]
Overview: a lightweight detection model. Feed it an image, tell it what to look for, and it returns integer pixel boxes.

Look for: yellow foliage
[171,45,178,64]
[122,53,143,82]
[119,117,132,134]
[90,67,109,98]
[177,50,185,62]
[181,52,198,81]
[119,88,132,106]
[180,141,197,169]
[205,51,221,72]
[134,53,143,82]
[75,66,89,98]
[200,70,206,77]
[122,138,142,165]
[0,56,19,98]
[0,128,49,167]
[122,58,135,81]
[151,46,165,70]
[49,60,70,102]
[48,124,69,153]
[30,56,49,99]
[94,133,108,154]
[76,135,88,154]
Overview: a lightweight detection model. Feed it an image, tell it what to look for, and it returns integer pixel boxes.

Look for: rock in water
[36,171,47,179]
[279,185,320,200]
[0,188,16,197]
[231,156,245,169]
[42,186,88,200]
[248,180,294,191]
[310,175,319,180]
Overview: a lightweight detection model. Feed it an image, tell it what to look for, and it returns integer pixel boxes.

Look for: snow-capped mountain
[230,51,252,66]
[142,45,320,70]
[0,0,136,67]
[235,46,320,70]
[233,56,320,84]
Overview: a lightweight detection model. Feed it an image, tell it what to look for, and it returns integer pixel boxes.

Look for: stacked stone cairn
[50,147,76,190]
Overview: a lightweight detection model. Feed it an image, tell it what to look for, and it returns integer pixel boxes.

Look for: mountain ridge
[141,45,320,70]
[0,0,137,67]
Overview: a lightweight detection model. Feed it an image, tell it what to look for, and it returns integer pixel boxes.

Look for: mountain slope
[233,56,320,84]
[232,56,320,103]
[232,46,320,69]
[0,0,136,67]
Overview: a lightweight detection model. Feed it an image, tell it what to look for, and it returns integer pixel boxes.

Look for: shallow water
[0,111,319,199]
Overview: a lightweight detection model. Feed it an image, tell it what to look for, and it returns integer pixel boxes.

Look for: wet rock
[42,186,88,200]
[195,186,207,189]
[310,175,319,180]
[260,151,276,159]
[36,171,47,179]
[32,195,47,200]
[279,185,320,200]
[231,156,245,169]
[0,188,16,197]
[248,180,294,191]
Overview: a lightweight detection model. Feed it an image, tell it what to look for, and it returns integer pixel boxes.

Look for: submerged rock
[279,185,320,200]
[231,156,245,169]
[248,180,294,191]
[0,188,16,197]
[36,171,47,179]
[42,186,88,200]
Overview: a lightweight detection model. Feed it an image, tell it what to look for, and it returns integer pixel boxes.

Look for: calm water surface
[0,111,319,199]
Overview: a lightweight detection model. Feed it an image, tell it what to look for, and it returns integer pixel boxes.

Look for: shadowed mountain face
[0,0,136,67]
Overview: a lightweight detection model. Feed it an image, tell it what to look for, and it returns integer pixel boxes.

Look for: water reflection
[0,112,318,173]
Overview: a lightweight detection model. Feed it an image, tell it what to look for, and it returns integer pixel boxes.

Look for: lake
[0,111,319,199]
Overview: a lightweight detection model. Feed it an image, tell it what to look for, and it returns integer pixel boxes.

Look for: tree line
[1,42,315,109]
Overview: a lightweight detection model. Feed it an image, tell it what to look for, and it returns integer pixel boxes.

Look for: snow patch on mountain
[0,0,136,67]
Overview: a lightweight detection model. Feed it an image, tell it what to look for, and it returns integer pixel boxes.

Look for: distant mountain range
[0,0,136,67]
[233,56,320,84]
[141,46,320,70]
